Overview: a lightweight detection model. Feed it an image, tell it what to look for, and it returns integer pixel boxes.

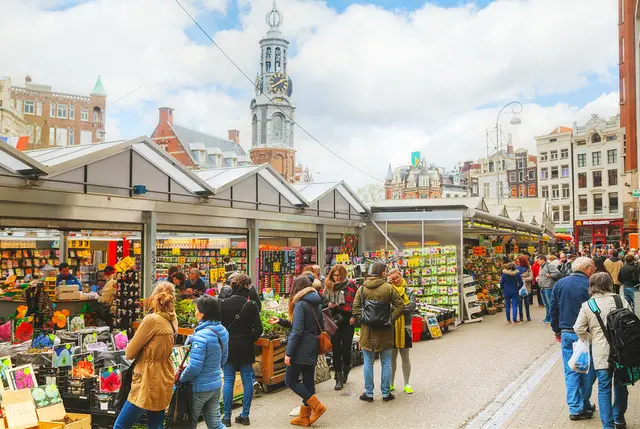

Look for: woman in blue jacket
[285,275,327,427]
[180,296,229,429]
[500,262,524,325]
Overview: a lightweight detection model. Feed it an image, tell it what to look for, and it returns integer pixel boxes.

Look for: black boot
[334,371,344,390]
[343,368,350,384]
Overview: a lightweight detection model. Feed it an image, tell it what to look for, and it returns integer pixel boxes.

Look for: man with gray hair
[550,256,596,421]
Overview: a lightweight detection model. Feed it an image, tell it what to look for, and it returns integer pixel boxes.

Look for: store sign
[494,246,504,254]
[579,220,611,226]
[273,262,281,272]
[68,240,90,249]
[335,254,350,263]
[115,256,135,273]
[527,246,536,254]
[220,248,230,256]
[171,248,181,255]
[472,246,486,256]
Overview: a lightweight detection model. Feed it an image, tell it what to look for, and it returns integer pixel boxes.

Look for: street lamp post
[488,101,523,204]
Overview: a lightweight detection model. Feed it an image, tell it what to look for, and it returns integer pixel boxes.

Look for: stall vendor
[56,262,82,290]
[463,261,475,280]
[185,268,207,293]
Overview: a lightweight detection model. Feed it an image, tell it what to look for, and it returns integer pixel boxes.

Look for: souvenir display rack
[155,248,247,282]
[400,246,459,309]
[1,249,60,280]
[257,247,316,294]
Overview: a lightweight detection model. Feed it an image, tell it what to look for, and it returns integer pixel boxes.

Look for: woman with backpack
[179,296,229,429]
[285,275,327,427]
[515,256,533,322]
[323,264,358,390]
[574,272,630,429]
[220,275,262,427]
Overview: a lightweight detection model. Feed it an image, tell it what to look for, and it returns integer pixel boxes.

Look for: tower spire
[266,0,283,31]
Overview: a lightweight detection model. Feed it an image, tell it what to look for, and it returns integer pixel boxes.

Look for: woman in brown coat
[114,282,178,429]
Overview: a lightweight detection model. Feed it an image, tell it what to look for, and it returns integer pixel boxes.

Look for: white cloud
[0,0,619,189]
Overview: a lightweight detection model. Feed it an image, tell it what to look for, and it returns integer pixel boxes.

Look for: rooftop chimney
[159,107,174,126]
[228,129,240,145]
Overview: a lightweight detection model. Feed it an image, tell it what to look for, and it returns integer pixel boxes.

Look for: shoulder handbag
[223,299,253,331]
[167,346,193,429]
[310,304,332,355]
[359,286,392,328]
[321,308,338,336]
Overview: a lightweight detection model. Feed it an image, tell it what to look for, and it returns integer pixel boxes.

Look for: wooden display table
[254,337,286,392]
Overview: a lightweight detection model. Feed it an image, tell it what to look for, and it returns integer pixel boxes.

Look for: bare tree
[357,184,384,205]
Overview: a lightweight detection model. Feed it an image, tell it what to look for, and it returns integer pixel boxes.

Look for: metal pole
[493,100,523,204]
[142,211,157,298]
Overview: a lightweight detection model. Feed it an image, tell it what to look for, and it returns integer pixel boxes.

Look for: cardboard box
[40,413,90,429]
[3,389,38,429]
[55,286,81,301]
[38,423,63,429]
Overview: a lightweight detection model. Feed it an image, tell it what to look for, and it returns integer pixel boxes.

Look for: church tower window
[275,48,281,72]
[252,114,258,146]
[273,114,284,140]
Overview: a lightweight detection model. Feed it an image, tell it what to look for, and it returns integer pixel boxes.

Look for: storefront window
[594,193,603,214]
[578,227,592,244]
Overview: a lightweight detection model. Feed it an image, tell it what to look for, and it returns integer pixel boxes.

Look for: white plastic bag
[518,285,528,297]
[568,339,591,373]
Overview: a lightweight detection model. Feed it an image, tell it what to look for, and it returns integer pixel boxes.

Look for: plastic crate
[65,377,96,398]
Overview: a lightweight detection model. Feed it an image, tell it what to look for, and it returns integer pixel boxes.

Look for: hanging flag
[411,151,421,167]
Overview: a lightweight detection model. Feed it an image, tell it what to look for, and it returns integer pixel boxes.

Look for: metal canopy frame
[0,140,49,175]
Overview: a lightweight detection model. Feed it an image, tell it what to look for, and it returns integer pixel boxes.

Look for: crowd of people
[496,245,640,429]
[112,261,411,429]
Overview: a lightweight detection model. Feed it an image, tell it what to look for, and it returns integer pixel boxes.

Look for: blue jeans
[518,293,531,321]
[541,289,553,322]
[623,287,635,313]
[113,400,165,429]
[223,363,254,419]
[285,363,315,405]
[362,348,392,398]
[561,333,595,416]
[596,369,629,428]
[504,294,518,322]
[192,389,224,429]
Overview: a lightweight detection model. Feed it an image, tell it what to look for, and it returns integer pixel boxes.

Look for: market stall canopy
[292,181,370,215]
[0,140,48,176]
[196,164,307,207]
[555,233,573,241]
[371,197,543,236]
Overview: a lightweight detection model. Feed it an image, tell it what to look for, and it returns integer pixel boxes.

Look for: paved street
[216,306,565,428]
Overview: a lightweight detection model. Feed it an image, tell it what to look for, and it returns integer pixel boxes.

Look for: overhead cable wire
[172,0,384,183]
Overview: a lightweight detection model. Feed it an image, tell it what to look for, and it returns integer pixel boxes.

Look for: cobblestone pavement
[208,306,559,429]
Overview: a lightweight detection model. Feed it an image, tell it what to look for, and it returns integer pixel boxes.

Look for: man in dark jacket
[536,255,562,323]
[220,278,262,427]
[618,254,639,311]
[549,257,596,421]
[351,262,404,402]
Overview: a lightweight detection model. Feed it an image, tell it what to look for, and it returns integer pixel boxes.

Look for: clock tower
[249,0,297,182]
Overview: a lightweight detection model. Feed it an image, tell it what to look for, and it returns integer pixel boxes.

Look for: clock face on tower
[269,72,289,94]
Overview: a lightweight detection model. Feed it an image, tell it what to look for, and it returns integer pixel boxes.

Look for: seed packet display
[112,331,129,351]
[6,364,37,390]
[12,317,34,344]
[99,366,122,393]
[52,344,74,368]
[67,314,85,332]
[31,384,62,408]
[72,353,94,378]
[0,355,12,388]
[80,331,97,351]
[31,330,56,350]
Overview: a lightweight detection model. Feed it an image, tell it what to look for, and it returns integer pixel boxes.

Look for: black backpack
[588,295,640,385]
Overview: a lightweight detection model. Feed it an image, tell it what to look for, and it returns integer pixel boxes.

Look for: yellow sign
[114,256,135,272]
[273,262,281,273]
[335,254,350,263]
[220,248,229,256]
[210,269,222,282]
[68,239,90,249]
[528,246,536,254]
[171,248,181,255]
[407,257,421,267]
[178,257,186,265]
[494,246,504,255]
[133,247,141,255]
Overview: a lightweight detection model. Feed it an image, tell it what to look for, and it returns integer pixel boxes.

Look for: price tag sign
[68,240,90,249]
[273,262,281,273]
[115,256,136,272]
[335,254,349,263]
[171,248,181,256]
[472,246,486,256]
[494,246,504,255]
[528,246,536,254]
[178,257,186,265]
[220,248,230,256]
[134,247,142,255]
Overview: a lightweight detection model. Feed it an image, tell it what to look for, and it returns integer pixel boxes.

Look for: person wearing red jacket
[531,259,543,307]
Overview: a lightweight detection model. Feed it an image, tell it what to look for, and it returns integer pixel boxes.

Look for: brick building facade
[507,149,538,198]
[8,76,106,149]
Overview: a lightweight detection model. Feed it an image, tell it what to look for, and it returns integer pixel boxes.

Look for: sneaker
[289,406,301,417]
[222,417,231,428]
[382,393,396,402]
[403,385,413,394]
[235,416,250,426]
[389,385,395,392]
[569,410,594,421]
[359,393,374,402]
[615,421,627,429]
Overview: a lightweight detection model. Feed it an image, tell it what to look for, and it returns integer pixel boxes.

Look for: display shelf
[258,247,316,294]
[155,248,247,282]
[0,248,60,280]
[462,274,482,323]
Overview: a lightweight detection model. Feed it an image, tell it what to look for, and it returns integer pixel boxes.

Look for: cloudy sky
[1,0,619,188]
